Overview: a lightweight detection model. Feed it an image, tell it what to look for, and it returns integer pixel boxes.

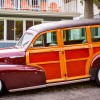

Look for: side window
[90,26,100,42]
[33,31,58,47]
[62,28,87,45]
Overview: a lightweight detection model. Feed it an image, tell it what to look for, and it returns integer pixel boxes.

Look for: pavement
[1,81,100,100]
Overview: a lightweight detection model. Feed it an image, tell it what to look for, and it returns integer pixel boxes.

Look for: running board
[9,78,90,92]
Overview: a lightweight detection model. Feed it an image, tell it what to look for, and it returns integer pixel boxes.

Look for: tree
[84,0,94,19]
[81,0,100,19]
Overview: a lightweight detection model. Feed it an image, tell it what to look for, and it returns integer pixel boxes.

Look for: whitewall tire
[0,80,5,96]
[96,69,100,86]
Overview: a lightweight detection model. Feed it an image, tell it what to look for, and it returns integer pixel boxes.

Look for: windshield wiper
[22,41,29,47]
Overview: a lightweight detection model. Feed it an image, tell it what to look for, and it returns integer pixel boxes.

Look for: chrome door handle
[84,45,92,49]
[53,49,60,52]
[84,46,90,48]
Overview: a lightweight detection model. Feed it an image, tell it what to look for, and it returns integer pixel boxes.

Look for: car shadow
[0,81,98,98]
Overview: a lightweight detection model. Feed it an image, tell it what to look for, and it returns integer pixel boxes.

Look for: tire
[0,80,6,96]
[96,68,100,86]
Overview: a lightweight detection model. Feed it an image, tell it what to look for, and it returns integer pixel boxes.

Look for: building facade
[0,0,80,48]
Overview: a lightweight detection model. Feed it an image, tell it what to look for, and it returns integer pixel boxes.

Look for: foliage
[94,0,100,4]
[80,0,100,4]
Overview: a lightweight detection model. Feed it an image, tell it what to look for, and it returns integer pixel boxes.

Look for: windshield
[16,33,34,48]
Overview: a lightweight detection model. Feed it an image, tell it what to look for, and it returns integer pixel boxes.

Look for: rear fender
[90,54,100,80]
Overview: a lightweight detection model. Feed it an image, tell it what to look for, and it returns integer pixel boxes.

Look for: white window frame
[0,17,43,42]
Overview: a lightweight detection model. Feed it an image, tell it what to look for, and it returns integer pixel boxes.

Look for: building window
[0,19,42,42]
[29,0,39,6]
[26,20,33,30]
[34,21,41,25]
[15,21,23,41]
[26,20,42,30]
[7,20,23,41]
[7,20,14,40]
[0,20,4,41]
[64,0,71,4]
[33,0,38,5]
[41,0,46,2]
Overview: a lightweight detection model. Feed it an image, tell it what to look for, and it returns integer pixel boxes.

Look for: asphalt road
[1,81,100,100]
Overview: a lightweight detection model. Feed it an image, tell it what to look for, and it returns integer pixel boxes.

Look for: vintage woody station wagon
[0,19,100,95]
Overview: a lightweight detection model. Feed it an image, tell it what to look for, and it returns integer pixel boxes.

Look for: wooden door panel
[65,49,89,60]
[29,52,59,63]
[66,60,86,77]
[39,63,61,80]
[27,50,62,81]
[64,47,89,78]
[93,47,100,54]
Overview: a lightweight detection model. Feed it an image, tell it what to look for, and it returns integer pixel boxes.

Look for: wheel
[0,80,6,96]
[96,68,100,86]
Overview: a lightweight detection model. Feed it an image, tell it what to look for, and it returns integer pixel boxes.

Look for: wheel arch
[90,54,100,80]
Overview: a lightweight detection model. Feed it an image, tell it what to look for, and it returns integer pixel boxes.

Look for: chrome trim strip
[9,78,90,92]
[46,78,90,87]
[9,85,46,92]
[10,56,24,58]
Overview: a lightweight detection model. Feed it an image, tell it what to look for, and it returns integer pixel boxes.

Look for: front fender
[0,64,46,91]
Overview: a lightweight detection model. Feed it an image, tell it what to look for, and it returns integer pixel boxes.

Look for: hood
[0,47,26,65]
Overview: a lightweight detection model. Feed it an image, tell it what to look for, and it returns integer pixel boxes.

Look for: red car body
[0,48,46,92]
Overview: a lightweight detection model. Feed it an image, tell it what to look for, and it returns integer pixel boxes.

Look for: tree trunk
[84,0,94,19]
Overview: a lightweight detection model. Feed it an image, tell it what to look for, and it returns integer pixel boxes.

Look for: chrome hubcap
[98,70,100,82]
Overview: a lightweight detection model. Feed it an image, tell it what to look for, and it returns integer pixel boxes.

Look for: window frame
[29,29,59,49]
[6,20,23,41]
[0,20,4,41]
[0,18,43,42]
[61,26,89,46]
[89,25,100,43]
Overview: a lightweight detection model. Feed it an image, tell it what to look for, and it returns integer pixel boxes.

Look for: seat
[41,2,46,12]
[21,0,32,10]
[48,2,60,12]
[3,0,14,9]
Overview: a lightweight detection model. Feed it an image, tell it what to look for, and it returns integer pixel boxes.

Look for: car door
[61,27,92,80]
[26,29,65,83]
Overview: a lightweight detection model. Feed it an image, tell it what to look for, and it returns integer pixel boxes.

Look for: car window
[33,31,58,47]
[62,28,87,45]
[90,26,100,42]
[16,33,34,48]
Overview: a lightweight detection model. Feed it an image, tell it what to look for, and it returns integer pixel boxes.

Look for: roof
[28,19,100,33]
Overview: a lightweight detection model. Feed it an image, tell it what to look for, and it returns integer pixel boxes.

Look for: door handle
[84,45,92,49]
[53,49,60,52]
[53,49,64,54]
[84,46,90,48]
